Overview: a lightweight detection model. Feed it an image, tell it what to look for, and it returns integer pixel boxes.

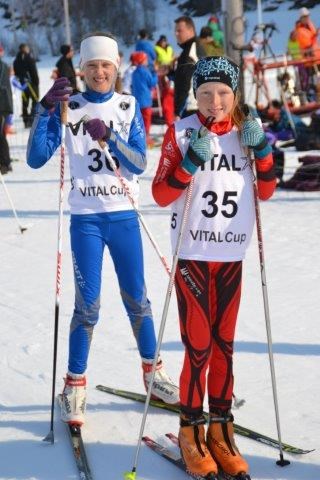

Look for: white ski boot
[61,371,87,426]
[142,358,179,405]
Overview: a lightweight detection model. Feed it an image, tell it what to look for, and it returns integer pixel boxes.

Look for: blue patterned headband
[193,56,240,94]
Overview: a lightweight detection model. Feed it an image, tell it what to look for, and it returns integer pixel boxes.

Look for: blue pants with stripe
[68,211,156,374]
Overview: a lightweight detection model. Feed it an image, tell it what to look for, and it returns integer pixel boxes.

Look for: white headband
[80,36,120,69]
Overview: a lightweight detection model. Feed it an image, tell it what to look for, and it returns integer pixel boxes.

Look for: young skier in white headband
[79,34,120,69]
[27,31,179,427]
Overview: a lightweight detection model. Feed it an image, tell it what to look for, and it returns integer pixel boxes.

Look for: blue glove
[41,77,72,109]
[181,126,212,175]
[241,118,272,158]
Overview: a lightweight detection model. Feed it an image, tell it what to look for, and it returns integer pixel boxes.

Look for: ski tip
[123,469,136,480]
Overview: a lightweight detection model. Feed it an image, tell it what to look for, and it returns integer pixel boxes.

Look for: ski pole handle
[61,101,68,126]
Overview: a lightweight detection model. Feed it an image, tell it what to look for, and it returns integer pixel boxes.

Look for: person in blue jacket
[131,51,158,147]
[26,31,178,426]
[135,29,157,71]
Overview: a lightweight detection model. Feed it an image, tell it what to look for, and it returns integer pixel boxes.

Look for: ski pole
[248,144,290,467]
[0,170,31,233]
[80,114,171,275]
[26,81,39,102]
[124,178,194,480]
[279,88,297,138]
[43,101,68,444]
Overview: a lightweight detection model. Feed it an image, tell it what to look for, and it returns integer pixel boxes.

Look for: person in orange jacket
[294,8,320,92]
[294,7,319,55]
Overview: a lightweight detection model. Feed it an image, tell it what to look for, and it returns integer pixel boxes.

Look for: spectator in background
[207,15,224,52]
[294,7,319,56]
[287,29,302,60]
[135,29,157,72]
[131,51,158,147]
[293,8,320,92]
[264,99,306,144]
[154,35,175,66]
[174,16,206,119]
[54,44,77,92]
[154,35,175,127]
[0,44,13,174]
[13,43,39,128]
[199,26,224,56]
[287,29,307,93]
[5,63,16,135]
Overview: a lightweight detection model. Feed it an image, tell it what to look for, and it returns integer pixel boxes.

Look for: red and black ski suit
[152,113,276,417]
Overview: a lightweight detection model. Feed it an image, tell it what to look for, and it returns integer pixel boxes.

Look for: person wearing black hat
[154,35,174,66]
[55,44,77,92]
[152,56,276,479]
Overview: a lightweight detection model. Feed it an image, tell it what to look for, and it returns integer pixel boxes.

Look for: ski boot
[61,371,86,426]
[207,410,250,479]
[179,414,218,479]
[142,358,179,405]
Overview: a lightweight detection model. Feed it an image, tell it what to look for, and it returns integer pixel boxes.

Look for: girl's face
[83,59,117,93]
[196,82,235,123]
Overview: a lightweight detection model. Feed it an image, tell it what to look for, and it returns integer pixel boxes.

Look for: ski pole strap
[254,136,268,151]
[180,414,207,427]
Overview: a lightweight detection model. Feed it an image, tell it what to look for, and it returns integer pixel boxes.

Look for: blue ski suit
[27,88,157,374]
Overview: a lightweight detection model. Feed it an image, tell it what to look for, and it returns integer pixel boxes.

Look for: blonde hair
[231,92,246,130]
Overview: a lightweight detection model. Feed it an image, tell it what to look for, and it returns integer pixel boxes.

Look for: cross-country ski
[95,384,313,455]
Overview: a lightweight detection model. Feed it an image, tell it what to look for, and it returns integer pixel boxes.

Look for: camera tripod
[232,22,278,105]
[248,22,278,106]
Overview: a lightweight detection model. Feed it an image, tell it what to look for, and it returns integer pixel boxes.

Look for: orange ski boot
[207,410,249,478]
[179,414,218,479]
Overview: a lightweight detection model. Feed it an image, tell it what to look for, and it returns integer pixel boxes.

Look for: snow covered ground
[1,66,320,480]
[1,2,320,478]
